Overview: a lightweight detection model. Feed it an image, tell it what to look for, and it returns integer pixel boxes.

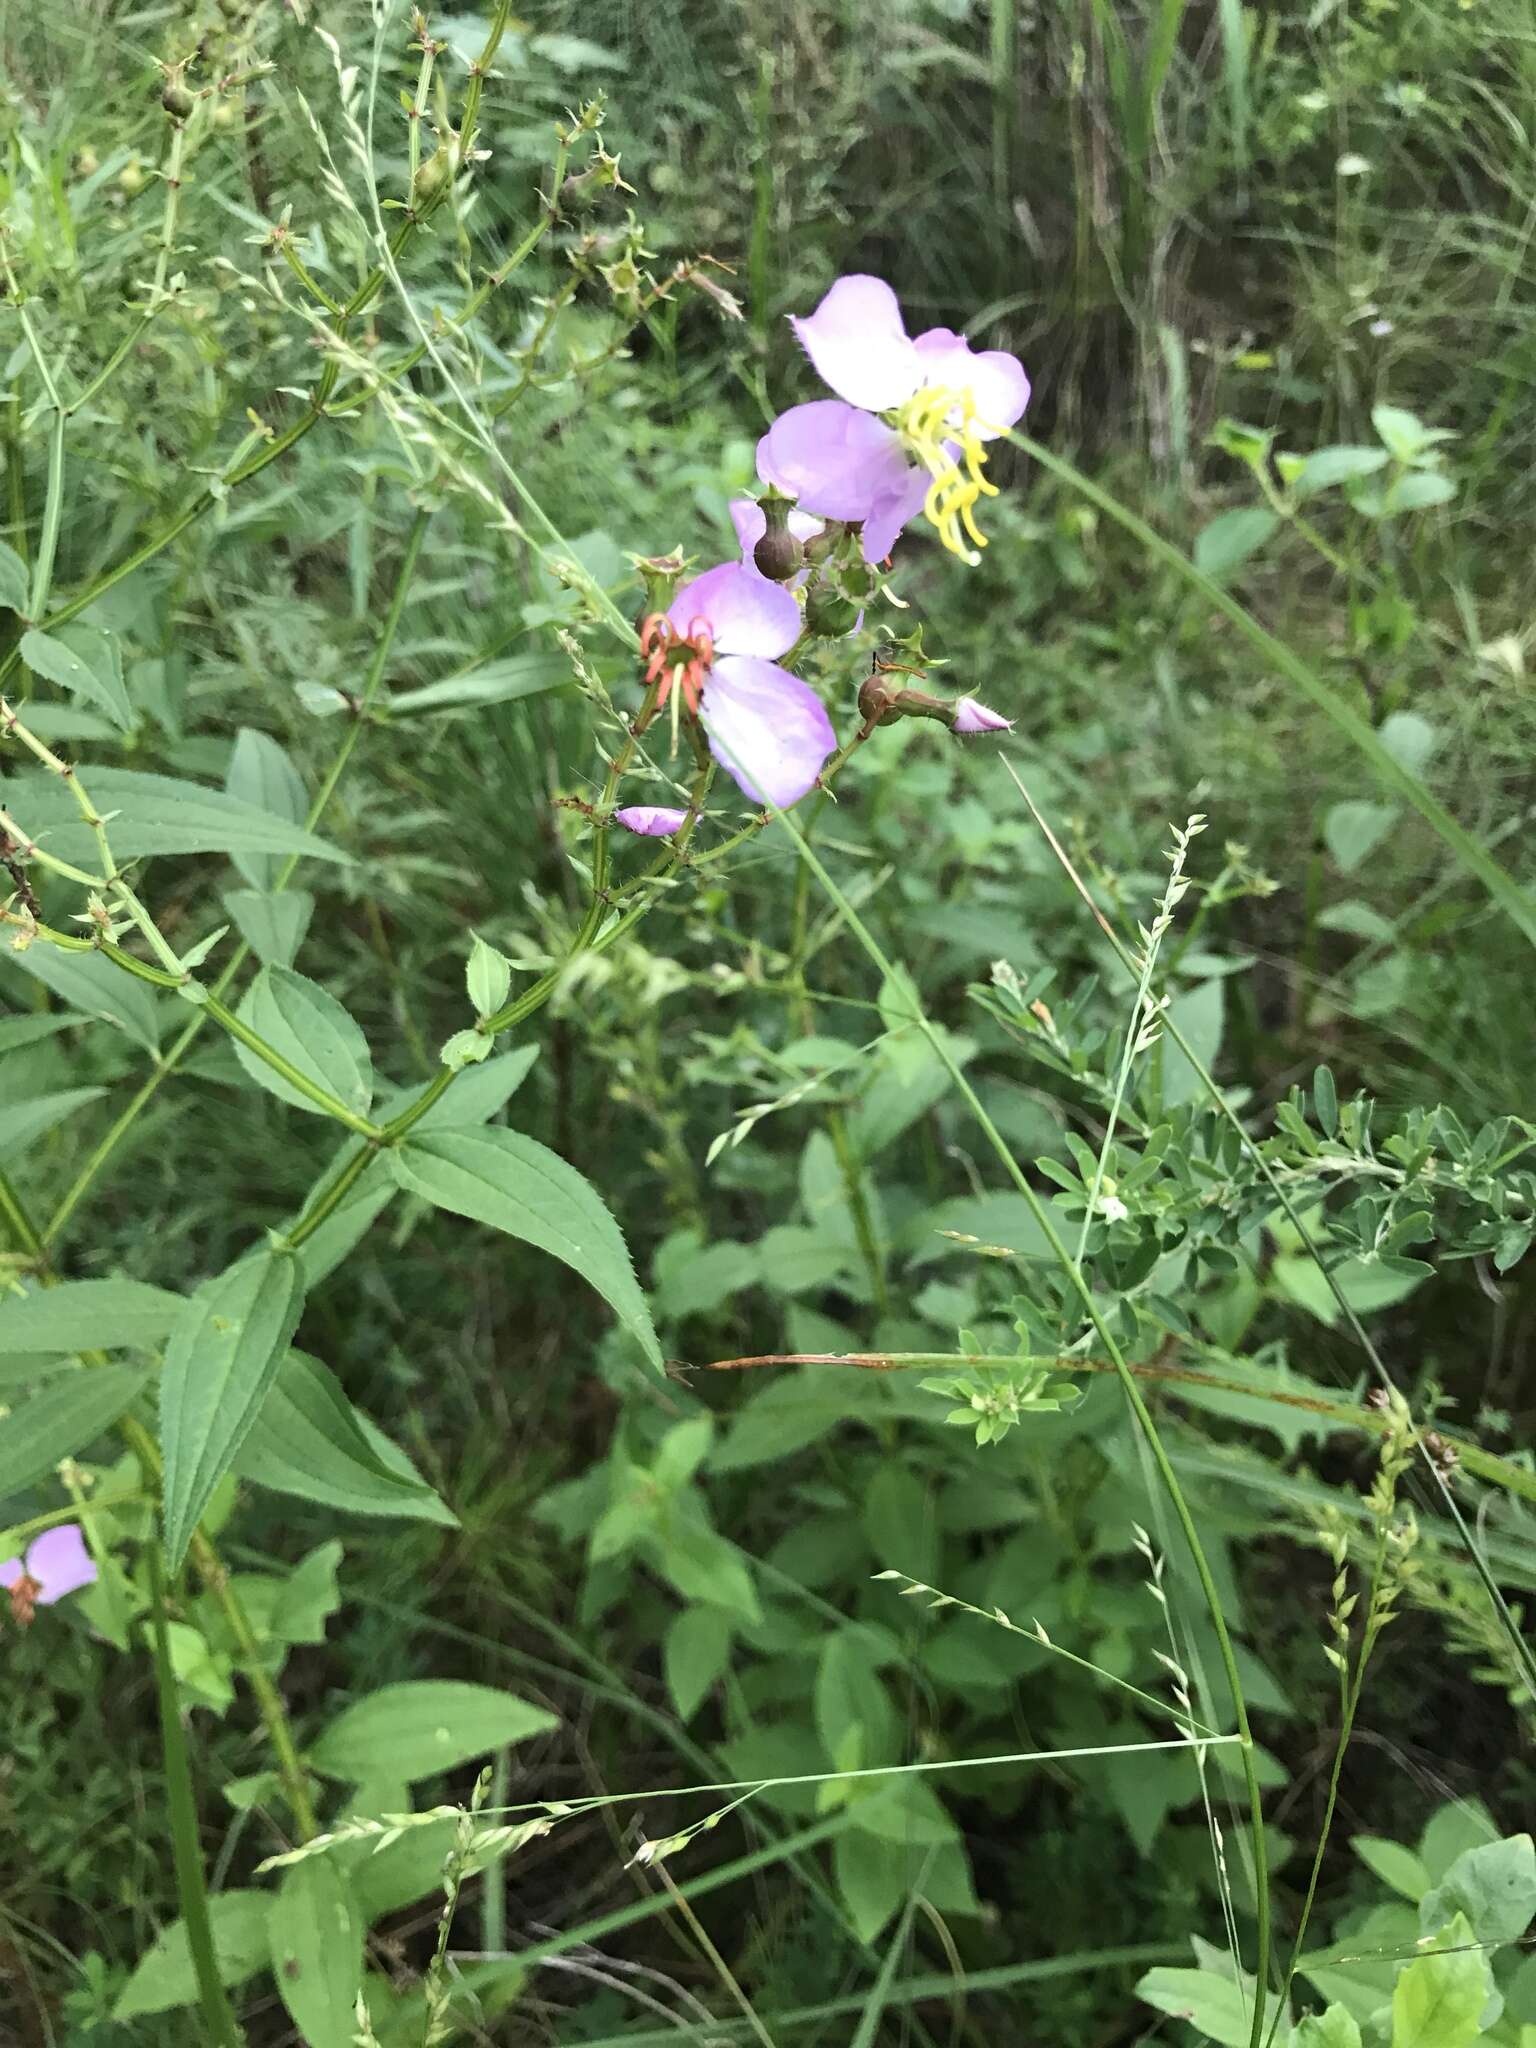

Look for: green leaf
[309,1680,558,1783]
[387,651,570,714]
[1325,800,1400,874]
[374,1046,538,1131]
[113,1892,269,2020]
[1353,1835,1431,1902]
[0,1084,106,1155]
[1137,1964,1255,2046]
[1420,1835,1536,1948]
[222,887,314,970]
[1160,977,1225,1108]
[268,1858,363,2048]
[0,1013,75,1055]
[1193,506,1280,579]
[0,1365,150,1492]
[0,1277,184,1354]
[663,1607,732,1721]
[290,1160,396,1289]
[1371,403,1450,462]
[0,538,29,613]
[833,1829,923,1945]
[159,1251,307,1568]
[1290,447,1389,500]
[234,966,374,1119]
[235,1349,456,1525]
[1386,471,1457,513]
[466,933,513,1019]
[225,728,309,892]
[1314,1066,1339,1139]
[4,942,162,1052]
[1290,2007,1362,2048]
[21,624,134,731]
[2,766,348,868]
[390,1126,661,1368]
[1391,1913,1486,2048]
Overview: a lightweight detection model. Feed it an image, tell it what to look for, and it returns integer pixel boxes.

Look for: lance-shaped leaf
[159,1250,306,1567]
[236,1350,455,1525]
[0,1365,151,1493]
[0,1278,184,1355]
[389,1127,661,1368]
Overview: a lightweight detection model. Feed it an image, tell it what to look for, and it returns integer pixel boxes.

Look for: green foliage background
[2,0,1535,2042]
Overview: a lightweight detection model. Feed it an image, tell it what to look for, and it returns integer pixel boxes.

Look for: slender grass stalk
[148,1544,245,2048]
[743,788,1272,2048]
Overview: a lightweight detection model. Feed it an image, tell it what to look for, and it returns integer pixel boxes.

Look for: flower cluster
[615,277,1027,834]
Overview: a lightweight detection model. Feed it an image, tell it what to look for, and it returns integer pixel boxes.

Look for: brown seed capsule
[752,526,803,583]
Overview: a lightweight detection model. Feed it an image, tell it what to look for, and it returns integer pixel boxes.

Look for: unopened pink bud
[951,696,1013,735]
[614,805,689,837]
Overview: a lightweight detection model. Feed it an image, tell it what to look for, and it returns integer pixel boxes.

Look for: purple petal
[860,462,931,563]
[790,275,923,412]
[701,655,835,808]
[728,498,823,558]
[0,1557,21,1589]
[758,402,912,523]
[615,805,689,838]
[668,562,800,660]
[26,1523,97,1602]
[953,696,1013,734]
[912,329,1031,439]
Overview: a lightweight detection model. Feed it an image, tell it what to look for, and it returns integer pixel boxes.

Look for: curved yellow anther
[892,383,998,562]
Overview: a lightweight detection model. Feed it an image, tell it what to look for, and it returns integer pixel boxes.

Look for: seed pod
[161,79,195,121]
[805,587,860,637]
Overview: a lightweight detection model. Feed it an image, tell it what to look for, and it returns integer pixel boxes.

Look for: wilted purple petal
[701,655,835,808]
[757,402,913,524]
[912,329,1031,438]
[22,1524,97,1602]
[667,562,800,660]
[790,275,924,413]
[728,498,824,558]
[614,806,689,838]
[953,696,1013,735]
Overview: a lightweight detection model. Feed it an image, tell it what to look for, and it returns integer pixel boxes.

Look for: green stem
[148,1545,245,2048]
[28,410,65,621]
[752,798,1272,2048]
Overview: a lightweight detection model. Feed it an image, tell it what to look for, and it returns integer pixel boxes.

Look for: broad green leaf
[269,1859,362,2048]
[1159,976,1225,1109]
[0,1013,75,1055]
[1325,800,1400,874]
[309,1680,558,1783]
[1386,470,1457,513]
[2,766,348,868]
[234,966,374,1119]
[0,1084,106,1156]
[663,1606,731,1721]
[374,1045,539,1131]
[387,651,570,714]
[0,538,28,612]
[3,943,161,1052]
[390,1126,661,1368]
[833,1828,922,1945]
[1421,1802,1498,1882]
[1290,2006,1362,2048]
[1391,1913,1486,2048]
[112,1891,269,2020]
[817,1629,900,1769]
[1193,506,1279,579]
[1354,1835,1431,1902]
[21,624,133,730]
[223,887,314,970]
[1420,1835,1536,1948]
[235,1349,456,1525]
[159,1251,307,1567]
[1291,446,1389,500]
[0,1365,150,1492]
[1137,1964,1255,2046]
[225,728,309,892]
[0,1277,184,1355]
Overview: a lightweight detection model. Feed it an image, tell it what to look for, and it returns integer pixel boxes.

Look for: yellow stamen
[891,383,998,563]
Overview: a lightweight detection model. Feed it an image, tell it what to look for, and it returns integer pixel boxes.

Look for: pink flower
[615,805,690,837]
[639,563,834,808]
[952,696,1013,735]
[758,275,1030,562]
[2,1524,97,1626]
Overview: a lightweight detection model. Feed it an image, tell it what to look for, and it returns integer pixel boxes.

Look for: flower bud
[804,586,860,637]
[752,525,803,584]
[951,696,1013,735]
